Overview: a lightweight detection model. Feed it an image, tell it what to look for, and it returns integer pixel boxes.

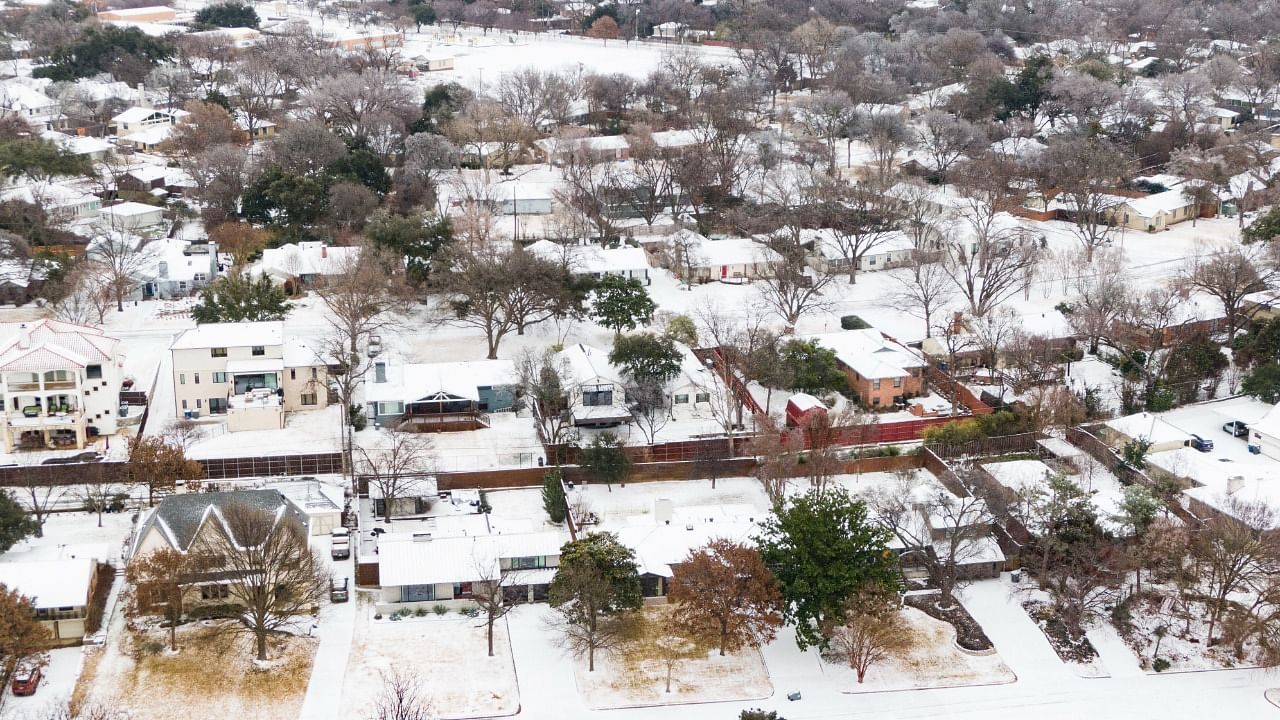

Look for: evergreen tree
[548,532,642,671]
[0,490,37,553]
[193,1,260,29]
[609,332,682,384]
[365,212,453,285]
[582,432,630,489]
[191,273,289,324]
[542,469,567,524]
[591,275,655,334]
[780,339,848,396]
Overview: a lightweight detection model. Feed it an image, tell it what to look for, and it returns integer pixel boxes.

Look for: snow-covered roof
[805,228,915,260]
[252,241,359,280]
[525,240,650,274]
[1104,412,1192,446]
[536,134,629,155]
[1249,402,1280,441]
[556,343,624,388]
[365,360,517,405]
[40,131,112,157]
[101,201,162,218]
[0,319,118,372]
[688,237,780,268]
[133,489,297,555]
[788,393,825,412]
[615,518,758,578]
[0,183,98,209]
[0,82,54,112]
[0,559,95,608]
[377,530,567,588]
[1123,189,1197,217]
[806,329,925,381]
[171,321,284,351]
[111,106,188,125]
[990,137,1047,159]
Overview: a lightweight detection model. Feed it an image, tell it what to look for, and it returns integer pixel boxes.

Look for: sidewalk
[297,562,357,720]
[959,577,1079,687]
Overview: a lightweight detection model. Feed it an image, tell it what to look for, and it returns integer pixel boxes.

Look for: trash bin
[1011,570,1022,583]
[787,691,802,701]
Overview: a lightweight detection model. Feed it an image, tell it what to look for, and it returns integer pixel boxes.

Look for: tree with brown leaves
[0,583,49,694]
[126,547,211,651]
[668,539,784,656]
[824,590,907,684]
[126,436,204,506]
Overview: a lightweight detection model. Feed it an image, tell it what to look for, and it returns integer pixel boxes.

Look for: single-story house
[664,230,781,283]
[1101,412,1193,453]
[557,343,631,427]
[40,131,113,162]
[0,183,100,221]
[806,330,927,407]
[375,529,566,608]
[97,5,176,22]
[490,184,554,215]
[98,201,164,231]
[365,359,518,432]
[805,228,919,274]
[535,135,630,165]
[0,559,99,645]
[525,239,651,285]
[1108,189,1205,232]
[250,241,359,291]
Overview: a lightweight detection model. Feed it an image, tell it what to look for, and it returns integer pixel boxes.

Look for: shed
[785,393,827,428]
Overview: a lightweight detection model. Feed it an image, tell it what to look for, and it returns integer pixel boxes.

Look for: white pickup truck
[330,527,351,560]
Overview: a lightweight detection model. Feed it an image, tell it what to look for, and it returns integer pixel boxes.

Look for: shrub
[414,606,428,617]
[187,603,239,621]
[460,606,480,618]
[840,315,870,330]
[432,604,449,616]
[1153,657,1171,672]
[140,639,166,656]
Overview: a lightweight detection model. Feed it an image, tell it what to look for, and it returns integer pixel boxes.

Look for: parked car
[331,531,350,560]
[330,577,349,603]
[1223,421,1250,438]
[367,334,382,357]
[1190,434,1215,452]
[11,667,40,696]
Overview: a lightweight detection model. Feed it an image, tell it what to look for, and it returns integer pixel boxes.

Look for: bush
[460,606,480,618]
[187,603,239,621]
[140,639,166,656]
[1152,657,1171,672]
[348,404,368,431]
[840,315,870,330]
[432,604,449,616]
[414,606,428,617]
[741,710,783,720]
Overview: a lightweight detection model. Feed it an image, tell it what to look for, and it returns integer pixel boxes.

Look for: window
[510,556,545,570]
[872,379,881,390]
[374,363,386,383]
[893,377,902,388]
[209,398,226,414]
[404,584,436,602]
[378,401,404,415]
[181,399,188,409]
[251,346,265,356]
[453,582,473,598]
[872,397,881,406]
[212,372,228,384]
[86,364,102,379]
[290,369,296,381]
[695,392,710,403]
[211,348,227,358]
[582,385,613,407]
[180,374,186,385]
[196,399,202,409]
[301,393,317,406]
[194,373,200,384]
[200,584,229,601]
[673,394,689,404]
[311,367,318,380]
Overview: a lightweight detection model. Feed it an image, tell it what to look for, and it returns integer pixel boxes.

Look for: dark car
[1223,421,1250,438]
[1190,434,1215,452]
[11,667,40,696]
[330,577,349,603]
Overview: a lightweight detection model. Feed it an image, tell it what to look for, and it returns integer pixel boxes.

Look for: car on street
[11,667,40,696]
[1190,434,1215,452]
[1223,421,1249,438]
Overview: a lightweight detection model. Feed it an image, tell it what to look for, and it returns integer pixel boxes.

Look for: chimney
[136,83,146,108]
[321,245,327,259]
[1227,476,1246,495]
[17,323,29,349]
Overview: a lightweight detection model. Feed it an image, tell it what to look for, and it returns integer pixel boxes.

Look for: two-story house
[0,320,123,453]
[806,329,927,407]
[169,322,329,432]
[364,359,518,432]
[557,343,631,427]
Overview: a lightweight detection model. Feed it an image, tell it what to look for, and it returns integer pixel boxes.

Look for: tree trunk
[588,643,595,671]
[487,618,495,657]
[256,630,268,661]
[170,616,178,651]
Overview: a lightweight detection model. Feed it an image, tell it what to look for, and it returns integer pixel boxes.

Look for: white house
[110,106,189,136]
[525,240,651,285]
[557,343,631,427]
[99,201,164,232]
[0,319,124,452]
[40,131,114,162]
[0,81,57,128]
[250,242,360,290]
[364,358,518,432]
[375,529,566,608]
[0,559,98,645]
[136,238,219,300]
[1108,190,1202,232]
[0,183,100,222]
[664,230,781,283]
[805,228,919,274]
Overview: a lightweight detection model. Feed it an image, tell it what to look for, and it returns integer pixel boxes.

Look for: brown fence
[0,461,131,488]
[1064,425,1202,528]
[199,453,345,479]
[925,365,994,415]
[927,432,1042,459]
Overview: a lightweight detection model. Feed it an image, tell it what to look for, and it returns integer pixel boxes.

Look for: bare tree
[816,189,901,284]
[192,502,327,661]
[314,244,410,358]
[824,591,907,684]
[355,428,435,523]
[307,71,417,140]
[893,254,954,338]
[915,111,984,182]
[941,224,1040,317]
[369,668,434,720]
[516,348,577,455]
[87,230,148,312]
[127,548,211,651]
[472,555,513,658]
[17,479,67,538]
[1197,497,1279,643]
[1184,242,1274,341]
[755,235,837,331]
[1038,137,1133,262]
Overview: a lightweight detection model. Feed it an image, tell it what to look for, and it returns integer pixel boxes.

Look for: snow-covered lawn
[825,606,1015,693]
[0,646,85,720]
[571,606,772,709]
[184,404,342,460]
[1114,591,1263,674]
[74,617,316,720]
[339,605,519,720]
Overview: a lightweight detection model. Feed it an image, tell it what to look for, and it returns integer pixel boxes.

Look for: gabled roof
[170,321,284,351]
[135,489,295,554]
[0,319,118,372]
[806,329,925,381]
[365,359,518,405]
[556,343,624,388]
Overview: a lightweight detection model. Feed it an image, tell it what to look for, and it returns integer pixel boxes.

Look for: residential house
[806,330,927,407]
[1109,189,1206,231]
[0,81,57,129]
[324,29,405,50]
[525,239,651,285]
[535,135,631,165]
[375,529,566,607]
[137,238,219,300]
[1248,403,1280,461]
[805,228,919,274]
[364,359,518,432]
[557,343,631,427]
[615,500,760,598]
[233,111,278,142]
[666,345,733,426]
[491,184,554,215]
[0,320,123,452]
[250,241,359,292]
[169,322,329,429]
[40,131,114,162]
[0,559,99,645]
[663,230,781,283]
[0,183,100,222]
[1100,412,1192,453]
[99,201,164,232]
[96,6,177,22]
[110,107,189,137]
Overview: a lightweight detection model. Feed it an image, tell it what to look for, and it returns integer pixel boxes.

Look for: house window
[872,397,881,406]
[695,392,710,403]
[674,394,689,404]
[510,556,545,570]
[311,368,318,380]
[582,386,613,407]
[453,582,473,598]
[200,584,229,601]
[374,363,386,383]
[86,365,102,379]
[196,399,202,409]
[251,346,265,356]
[301,393,317,406]
[893,377,902,388]
[290,369,296,381]
[404,584,436,602]
[872,379,881,390]
[194,373,200,384]
[209,397,226,414]
[213,372,228,384]
[378,401,404,415]
[211,348,227,358]
[181,399,188,409]
[179,374,185,385]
